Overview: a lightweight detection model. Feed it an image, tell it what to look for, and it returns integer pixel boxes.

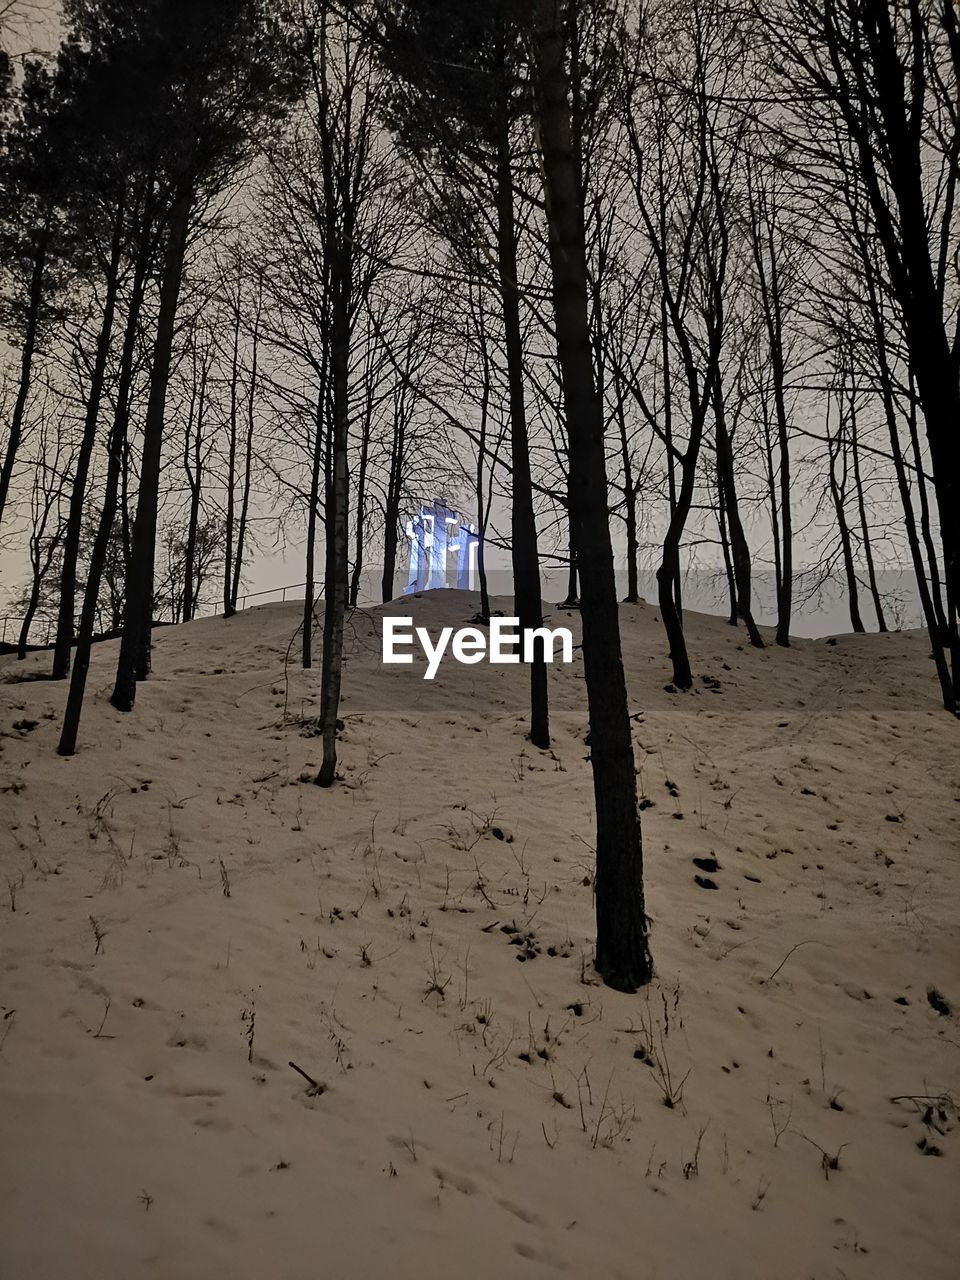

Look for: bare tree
[529,0,652,991]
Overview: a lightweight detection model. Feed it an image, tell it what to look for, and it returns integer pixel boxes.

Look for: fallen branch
[764,939,826,983]
[288,1060,325,1095]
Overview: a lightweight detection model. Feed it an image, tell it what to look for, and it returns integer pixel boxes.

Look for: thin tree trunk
[875,340,953,706]
[17,593,40,659]
[759,396,784,645]
[222,286,242,618]
[182,348,207,623]
[60,200,152,753]
[660,296,681,615]
[714,383,763,646]
[53,194,126,678]
[316,256,350,788]
[381,389,403,605]
[111,190,191,712]
[562,511,579,606]
[827,400,865,633]
[614,379,639,604]
[229,344,256,614]
[303,386,325,669]
[716,472,737,626]
[229,283,261,614]
[475,324,492,621]
[905,377,947,638]
[495,136,549,749]
[749,190,793,646]
[530,0,652,991]
[849,392,886,631]
[0,224,49,530]
[775,393,794,647]
[349,364,372,609]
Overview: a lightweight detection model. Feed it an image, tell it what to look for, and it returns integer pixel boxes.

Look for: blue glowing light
[404,500,480,594]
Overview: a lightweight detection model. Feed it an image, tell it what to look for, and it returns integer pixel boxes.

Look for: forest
[0,2,957,1277]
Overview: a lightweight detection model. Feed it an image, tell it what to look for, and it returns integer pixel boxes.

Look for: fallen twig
[288,1060,325,1095]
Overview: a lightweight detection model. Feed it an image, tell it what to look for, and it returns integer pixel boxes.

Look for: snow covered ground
[0,591,957,1279]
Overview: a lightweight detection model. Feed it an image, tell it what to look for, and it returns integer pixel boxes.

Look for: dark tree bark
[316,252,350,788]
[303,385,325,668]
[222,285,242,618]
[746,167,794,647]
[380,390,404,605]
[52,192,126,678]
[848,390,887,631]
[59,196,152,754]
[764,0,960,698]
[224,274,260,616]
[182,335,208,623]
[716,472,737,626]
[229,322,257,615]
[474,305,494,622]
[905,385,948,642]
[860,0,960,693]
[110,190,191,712]
[613,377,640,604]
[562,512,579,606]
[18,433,68,660]
[827,396,865,634]
[495,134,549,749]
[0,223,48,529]
[713,382,763,647]
[530,0,652,992]
[312,11,360,788]
[349,352,373,609]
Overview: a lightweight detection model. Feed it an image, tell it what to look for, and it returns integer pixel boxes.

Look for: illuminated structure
[404,500,480,594]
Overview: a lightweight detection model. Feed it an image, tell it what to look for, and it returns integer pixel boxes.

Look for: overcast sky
[0,0,926,641]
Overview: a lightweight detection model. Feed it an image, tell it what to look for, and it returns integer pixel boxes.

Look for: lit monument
[404,500,480,594]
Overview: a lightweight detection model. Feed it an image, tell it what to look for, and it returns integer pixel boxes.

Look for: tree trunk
[0,224,48,530]
[716,473,737,626]
[657,531,691,686]
[381,417,401,606]
[475,338,492,621]
[905,376,947,639]
[495,137,549,749]
[17,585,42,660]
[380,496,399,604]
[53,194,126,679]
[714,383,763,646]
[59,201,152,754]
[861,0,960,697]
[849,392,886,631]
[303,388,324,669]
[562,512,579,606]
[530,0,652,991]
[229,350,256,614]
[660,296,681,615]
[750,197,793,647]
[875,336,954,708]
[315,257,350,788]
[222,288,242,618]
[182,349,207,623]
[614,380,639,604]
[349,371,372,609]
[827,408,865,633]
[111,191,191,712]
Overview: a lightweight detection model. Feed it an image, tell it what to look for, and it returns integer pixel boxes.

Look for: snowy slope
[0,591,957,1279]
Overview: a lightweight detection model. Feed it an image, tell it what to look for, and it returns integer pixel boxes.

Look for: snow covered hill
[0,592,957,1279]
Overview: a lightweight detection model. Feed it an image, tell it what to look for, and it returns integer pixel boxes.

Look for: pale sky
[0,0,926,641]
